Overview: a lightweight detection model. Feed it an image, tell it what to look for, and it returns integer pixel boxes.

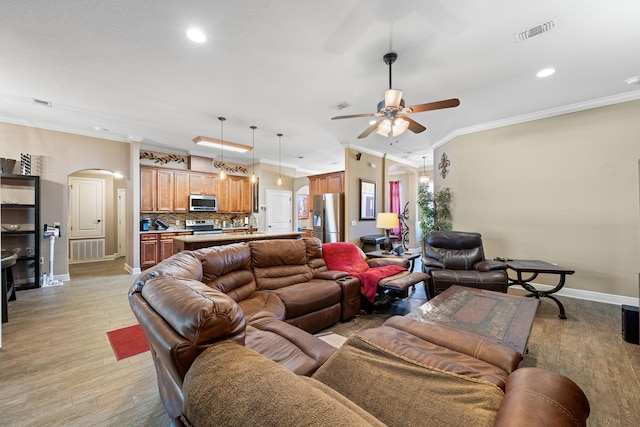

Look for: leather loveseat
[129,237,361,420]
[180,312,590,426]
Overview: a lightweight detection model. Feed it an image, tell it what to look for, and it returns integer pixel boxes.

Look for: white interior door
[266,189,292,234]
[117,188,126,257]
[70,177,105,238]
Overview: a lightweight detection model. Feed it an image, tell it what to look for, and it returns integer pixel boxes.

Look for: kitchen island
[172,231,302,253]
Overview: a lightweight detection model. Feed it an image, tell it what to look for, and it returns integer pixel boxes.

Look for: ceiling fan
[332,52,460,139]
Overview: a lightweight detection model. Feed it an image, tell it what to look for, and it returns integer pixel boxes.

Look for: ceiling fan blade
[407,98,460,113]
[331,113,374,120]
[357,119,383,139]
[404,116,427,134]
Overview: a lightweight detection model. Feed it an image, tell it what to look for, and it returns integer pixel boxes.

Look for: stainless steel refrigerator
[313,193,344,242]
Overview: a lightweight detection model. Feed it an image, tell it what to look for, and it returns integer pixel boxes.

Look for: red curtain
[389,181,401,236]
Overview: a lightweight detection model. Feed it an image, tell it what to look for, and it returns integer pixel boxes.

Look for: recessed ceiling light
[536,68,556,78]
[187,28,206,43]
[625,76,640,85]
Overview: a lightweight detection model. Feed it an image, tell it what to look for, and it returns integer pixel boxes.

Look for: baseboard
[511,283,638,307]
[124,263,140,275]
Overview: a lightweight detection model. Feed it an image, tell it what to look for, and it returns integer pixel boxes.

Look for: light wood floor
[1,258,639,426]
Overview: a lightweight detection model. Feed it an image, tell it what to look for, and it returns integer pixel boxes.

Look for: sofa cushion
[246,317,336,375]
[134,250,203,289]
[313,333,504,427]
[250,239,314,289]
[273,279,342,319]
[182,341,385,427]
[237,290,286,321]
[193,243,259,301]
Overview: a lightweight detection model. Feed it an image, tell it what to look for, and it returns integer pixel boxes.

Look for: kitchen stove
[185,219,222,235]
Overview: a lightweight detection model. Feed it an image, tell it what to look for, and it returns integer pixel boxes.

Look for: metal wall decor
[398,201,410,250]
[438,152,450,179]
[140,151,187,165]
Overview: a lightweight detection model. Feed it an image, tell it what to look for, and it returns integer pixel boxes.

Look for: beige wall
[0,122,131,279]
[434,100,640,298]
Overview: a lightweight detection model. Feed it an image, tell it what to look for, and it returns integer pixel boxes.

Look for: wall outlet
[40,257,44,264]
[53,221,60,226]
[351,220,357,226]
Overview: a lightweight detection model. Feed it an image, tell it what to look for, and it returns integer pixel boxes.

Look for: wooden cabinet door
[316,176,328,195]
[217,177,229,212]
[140,234,158,267]
[158,233,175,261]
[203,174,218,195]
[174,171,189,212]
[189,173,204,194]
[327,172,344,193]
[241,177,252,213]
[140,167,157,212]
[156,170,174,212]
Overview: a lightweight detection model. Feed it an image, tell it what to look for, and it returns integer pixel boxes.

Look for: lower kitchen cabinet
[140,231,192,268]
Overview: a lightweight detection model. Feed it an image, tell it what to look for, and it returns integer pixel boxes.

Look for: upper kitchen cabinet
[174,171,190,212]
[189,173,218,196]
[308,171,344,210]
[218,175,251,213]
[140,167,157,212]
[156,169,174,212]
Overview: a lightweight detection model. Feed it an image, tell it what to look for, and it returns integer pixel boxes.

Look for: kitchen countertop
[172,231,303,251]
[140,226,251,234]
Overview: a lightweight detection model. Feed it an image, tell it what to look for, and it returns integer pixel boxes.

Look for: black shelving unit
[1,173,40,289]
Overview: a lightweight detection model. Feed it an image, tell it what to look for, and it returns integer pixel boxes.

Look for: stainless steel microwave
[189,195,218,212]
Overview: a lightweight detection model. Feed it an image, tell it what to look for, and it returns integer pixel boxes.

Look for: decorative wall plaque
[438,152,451,179]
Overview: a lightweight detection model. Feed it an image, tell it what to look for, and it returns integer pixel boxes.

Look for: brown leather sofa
[181,315,590,426]
[129,237,360,420]
[422,230,509,298]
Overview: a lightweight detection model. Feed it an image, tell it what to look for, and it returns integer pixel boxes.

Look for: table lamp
[376,212,398,253]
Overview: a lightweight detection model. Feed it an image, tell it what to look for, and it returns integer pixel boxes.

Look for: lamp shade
[376,212,398,230]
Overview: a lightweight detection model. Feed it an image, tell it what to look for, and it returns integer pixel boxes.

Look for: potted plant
[418,185,452,238]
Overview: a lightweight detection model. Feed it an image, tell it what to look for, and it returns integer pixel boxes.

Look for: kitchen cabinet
[140,231,193,268]
[308,171,344,210]
[0,174,40,289]
[140,167,157,212]
[218,175,251,213]
[140,166,250,213]
[173,171,190,212]
[140,234,158,268]
[156,169,174,212]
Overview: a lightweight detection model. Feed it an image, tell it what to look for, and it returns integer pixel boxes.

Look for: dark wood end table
[407,285,539,355]
[365,250,421,272]
[504,259,575,319]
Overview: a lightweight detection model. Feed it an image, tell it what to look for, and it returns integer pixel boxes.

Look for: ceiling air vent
[514,17,557,43]
[33,98,53,107]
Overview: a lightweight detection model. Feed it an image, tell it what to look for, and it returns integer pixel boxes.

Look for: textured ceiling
[1,1,640,175]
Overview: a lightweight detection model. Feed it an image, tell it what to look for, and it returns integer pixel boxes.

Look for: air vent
[335,102,351,110]
[33,98,53,107]
[514,17,558,43]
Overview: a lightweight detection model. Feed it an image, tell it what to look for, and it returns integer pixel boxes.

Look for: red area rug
[106,324,150,360]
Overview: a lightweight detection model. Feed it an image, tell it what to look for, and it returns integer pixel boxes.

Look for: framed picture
[297,194,309,219]
[360,179,376,220]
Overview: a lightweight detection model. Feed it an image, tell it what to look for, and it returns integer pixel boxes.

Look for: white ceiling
[2,1,640,175]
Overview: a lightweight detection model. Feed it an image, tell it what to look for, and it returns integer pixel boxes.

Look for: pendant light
[218,116,226,180]
[250,125,257,184]
[276,133,283,186]
[419,156,429,185]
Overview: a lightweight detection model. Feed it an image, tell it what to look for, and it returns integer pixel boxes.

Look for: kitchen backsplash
[141,212,254,229]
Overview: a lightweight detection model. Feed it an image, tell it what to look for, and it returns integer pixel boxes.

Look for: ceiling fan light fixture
[392,117,409,137]
[384,89,403,109]
[376,118,392,137]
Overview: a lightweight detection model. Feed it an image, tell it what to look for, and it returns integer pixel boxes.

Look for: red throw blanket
[322,242,406,302]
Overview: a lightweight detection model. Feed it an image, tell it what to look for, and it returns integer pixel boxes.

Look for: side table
[504,259,574,319]
[366,250,420,272]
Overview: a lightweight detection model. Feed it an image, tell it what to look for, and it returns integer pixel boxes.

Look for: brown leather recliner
[422,231,508,298]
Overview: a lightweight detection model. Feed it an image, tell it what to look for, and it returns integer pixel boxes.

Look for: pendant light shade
[250,125,257,184]
[218,117,226,180]
[419,156,429,185]
[276,133,283,186]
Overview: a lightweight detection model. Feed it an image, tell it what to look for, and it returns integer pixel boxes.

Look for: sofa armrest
[422,257,445,271]
[475,259,507,272]
[383,316,522,373]
[367,258,409,269]
[494,367,590,427]
[313,269,349,280]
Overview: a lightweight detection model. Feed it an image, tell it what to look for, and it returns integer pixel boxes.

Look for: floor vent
[515,17,557,43]
[69,239,105,263]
